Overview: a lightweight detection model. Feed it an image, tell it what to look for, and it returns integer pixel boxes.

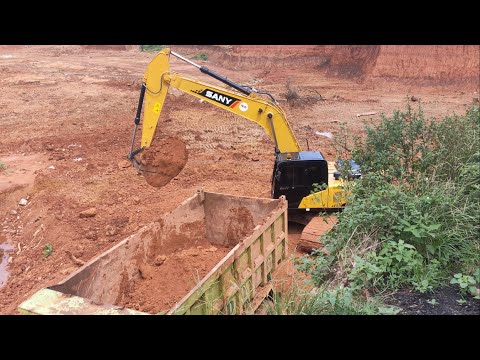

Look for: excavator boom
[129,48,300,160]
[128,48,359,225]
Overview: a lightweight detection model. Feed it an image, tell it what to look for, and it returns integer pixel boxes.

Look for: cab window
[279,165,323,187]
[280,166,306,186]
[304,166,322,182]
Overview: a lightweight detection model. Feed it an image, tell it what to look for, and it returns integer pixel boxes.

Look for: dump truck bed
[19,190,288,315]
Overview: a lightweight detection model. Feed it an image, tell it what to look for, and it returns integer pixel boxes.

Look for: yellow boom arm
[140,48,301,153]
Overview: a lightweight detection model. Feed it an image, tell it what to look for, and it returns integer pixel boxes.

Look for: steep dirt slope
[173,45,479,88]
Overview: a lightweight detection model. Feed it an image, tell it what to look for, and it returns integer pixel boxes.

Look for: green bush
[297,105,480,305]
[347,240,442,293]
[192,53,208,61]
[450,268,480,299]
[42,243,53,258]
[140,45,166,52]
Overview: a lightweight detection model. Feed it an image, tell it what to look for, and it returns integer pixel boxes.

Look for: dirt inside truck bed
[0,45,478,314]
[118,243,231,314]
[43,194,266,314]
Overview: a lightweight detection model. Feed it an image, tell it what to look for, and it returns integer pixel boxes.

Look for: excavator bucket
[128,49,189,188]
[138,136,188,188]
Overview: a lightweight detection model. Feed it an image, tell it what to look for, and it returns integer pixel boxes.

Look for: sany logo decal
[192,89,241,108]
[205,90,234,105]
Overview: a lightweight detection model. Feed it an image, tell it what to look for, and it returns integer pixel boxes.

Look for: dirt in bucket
[140,137,188,188]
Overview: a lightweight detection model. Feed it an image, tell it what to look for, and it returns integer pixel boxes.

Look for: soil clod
[140,137,188,188]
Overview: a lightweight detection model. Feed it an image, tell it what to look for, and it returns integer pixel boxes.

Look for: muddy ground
[386,286,479,315]
[0,45,478,314]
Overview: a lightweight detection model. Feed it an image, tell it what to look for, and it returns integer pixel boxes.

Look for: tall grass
[266,281,396,315]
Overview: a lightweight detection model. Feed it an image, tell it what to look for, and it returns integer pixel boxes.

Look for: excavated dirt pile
[140,137,188,188]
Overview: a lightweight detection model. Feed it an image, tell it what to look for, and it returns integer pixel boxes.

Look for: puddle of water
[0,234,14,287]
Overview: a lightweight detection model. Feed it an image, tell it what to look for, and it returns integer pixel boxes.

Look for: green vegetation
[266,282,400,315]
[192,53,208,61]
[42,243,53,258]
[450,269,480,299]
[426,298,438,306]
[0,161,6,172]
[289,104,480,314]
[139,45,166,52]
[285,80,300,103]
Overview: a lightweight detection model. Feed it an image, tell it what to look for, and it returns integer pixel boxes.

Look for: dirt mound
[140,137,188,188]
[119,245,230,314]
[371,45,480,87]
[321,46,380,79]
[226,206,254,246]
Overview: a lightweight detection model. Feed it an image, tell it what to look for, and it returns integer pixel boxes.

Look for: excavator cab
[272,151,329,209]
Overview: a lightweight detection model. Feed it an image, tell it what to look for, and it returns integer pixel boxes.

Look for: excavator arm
[128,48,301,163]
[127,48,361,253]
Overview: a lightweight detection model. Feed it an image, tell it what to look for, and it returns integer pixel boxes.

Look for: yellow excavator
[127,48,360,244]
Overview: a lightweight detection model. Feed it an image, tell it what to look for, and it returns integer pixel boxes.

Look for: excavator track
[298,215,337,253]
